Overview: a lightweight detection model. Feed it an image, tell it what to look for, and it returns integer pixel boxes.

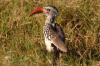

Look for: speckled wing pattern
[44,23,67,52]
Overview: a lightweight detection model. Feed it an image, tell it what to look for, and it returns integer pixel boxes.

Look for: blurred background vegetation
[0,0,100,66]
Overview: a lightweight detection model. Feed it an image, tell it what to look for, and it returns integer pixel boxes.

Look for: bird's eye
[47,9,51,11]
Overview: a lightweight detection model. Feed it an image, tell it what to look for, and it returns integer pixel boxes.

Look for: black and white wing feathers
[46,23,67,52]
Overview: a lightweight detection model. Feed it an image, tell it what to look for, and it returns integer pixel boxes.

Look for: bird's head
[30,6,59,17]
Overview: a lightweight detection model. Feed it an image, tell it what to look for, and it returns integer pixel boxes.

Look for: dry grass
[0,0,100,66]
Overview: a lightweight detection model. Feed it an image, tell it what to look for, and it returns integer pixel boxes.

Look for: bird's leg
[51,44,60,66]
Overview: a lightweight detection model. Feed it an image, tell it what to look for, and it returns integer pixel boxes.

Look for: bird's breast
[43,25,51,40]
[44,38,53,52]
[43,25,54,52]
